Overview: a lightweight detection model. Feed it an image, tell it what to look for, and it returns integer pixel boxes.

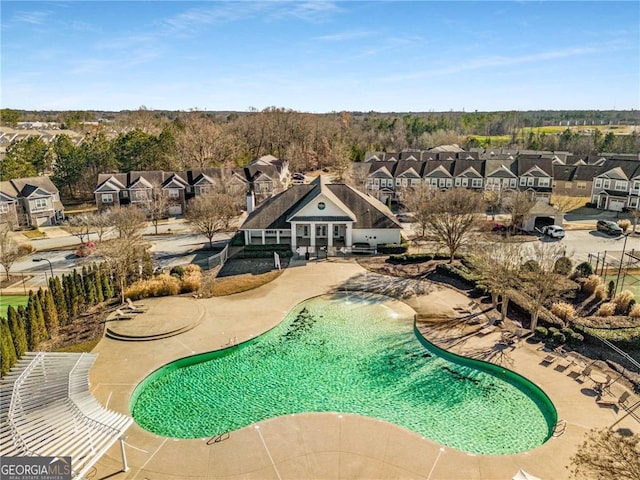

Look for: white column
[310,223,316,249]
[244,230,250,245]
[291,223,297,251]
[261,230,266,245]
[327,223,333,247]
[276,230,280,244]
[346,223,353,247]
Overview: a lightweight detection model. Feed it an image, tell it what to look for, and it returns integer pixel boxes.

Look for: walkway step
[105,321,199,342]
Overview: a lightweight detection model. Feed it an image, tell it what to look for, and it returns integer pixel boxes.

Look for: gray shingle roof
[240,179,400,231]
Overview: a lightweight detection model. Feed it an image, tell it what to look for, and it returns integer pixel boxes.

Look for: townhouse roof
[424,160,455,177]
[484,158,518,177]
[0,191,17,203]
[428,144,465,153]
[518,157,554,177]
[452,159,485,177]
[0,176,63,210]
[394,160,425,177]
[595,160,640,180]
[0,176,59,198]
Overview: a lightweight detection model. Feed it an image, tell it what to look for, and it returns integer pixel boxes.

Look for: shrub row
[435,263,480,285]
[229,232,245,247]
[235,250,294,259]
[534,326,584,345]
[377,243,408,254]
[244,244,292,252]
[389,252,463,263]
[125,265,203,300]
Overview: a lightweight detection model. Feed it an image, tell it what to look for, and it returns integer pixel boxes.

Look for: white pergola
[0,352,133,479]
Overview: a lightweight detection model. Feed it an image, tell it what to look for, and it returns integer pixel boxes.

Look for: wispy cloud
[13,10,51,25]
[162,2,267,33]
[381,46,605,82]
[162,1,341,34]
[314,30,373,41]
[270,1,342,21]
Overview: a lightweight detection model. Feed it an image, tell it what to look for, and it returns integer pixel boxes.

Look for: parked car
[541,225,565,239]
[490,223,508,233]
[596,220,624,236]
[75,241,96,257]
[396,213,414,223]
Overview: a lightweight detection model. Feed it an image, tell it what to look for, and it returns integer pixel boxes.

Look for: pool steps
[105,321,199,341]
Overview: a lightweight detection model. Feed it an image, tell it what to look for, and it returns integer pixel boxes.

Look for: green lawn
[0,295,29,318]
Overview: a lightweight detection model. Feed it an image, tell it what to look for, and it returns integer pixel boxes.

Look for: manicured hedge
[389,252,463,263]
[377,243,408,254]
[229,232,245,247]
[235,250,294,259]
[435,263,481,285]
[244,244,292,253]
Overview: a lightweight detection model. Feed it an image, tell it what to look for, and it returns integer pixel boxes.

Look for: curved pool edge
[412,320,558,446]
[130,292,557,455]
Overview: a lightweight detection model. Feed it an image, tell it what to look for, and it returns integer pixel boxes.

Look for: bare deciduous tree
[186,187,243,249]
[108,206,147,239]
[86,210,112,242]
[0,222,32,280]
[484,190,501,220]
[519,242,568,331]
[173,114,237,169]
[97,236,147,304]
[469,240,522,321]
[146,187,170,235]
[405,186,485,262]
[505,191,537,230]
[67,214,93,244]
[401,182,434,239]
[343,162,370,193]
[570,428,640,480]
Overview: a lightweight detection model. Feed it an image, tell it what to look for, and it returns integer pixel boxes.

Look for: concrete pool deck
[90,259,638,480]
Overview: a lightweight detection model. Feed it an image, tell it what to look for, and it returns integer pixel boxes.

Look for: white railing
[207,244,229,270]
[1,352,133,479]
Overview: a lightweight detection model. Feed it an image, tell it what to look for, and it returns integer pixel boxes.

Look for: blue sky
[2,1,639,112]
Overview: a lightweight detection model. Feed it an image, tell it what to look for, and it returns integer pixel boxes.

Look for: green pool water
[131,293,557,454]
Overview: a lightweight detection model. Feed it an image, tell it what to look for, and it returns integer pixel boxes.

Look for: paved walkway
[90,260,638,480]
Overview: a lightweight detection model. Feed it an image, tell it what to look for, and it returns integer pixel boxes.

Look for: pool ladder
[222,336,238,347]
[552,419,567,438]
[206,431,230,445]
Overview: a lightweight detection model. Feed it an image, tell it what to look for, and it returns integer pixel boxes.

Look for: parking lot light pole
[614,233,630,296]
[33,257,54,278]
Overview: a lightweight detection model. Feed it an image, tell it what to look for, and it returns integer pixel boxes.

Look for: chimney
[246,190,255,213]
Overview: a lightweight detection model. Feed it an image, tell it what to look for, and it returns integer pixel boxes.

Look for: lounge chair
[599,375,614,396]
[476,324,496,336]
[618,391,631,408]
[575,366,592,382]
[125,298,148,312]
[541,353,556,365]
[108,309,137,321]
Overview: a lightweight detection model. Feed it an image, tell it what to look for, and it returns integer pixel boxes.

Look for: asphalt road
[5,229,232,292]
[401,221,638,264]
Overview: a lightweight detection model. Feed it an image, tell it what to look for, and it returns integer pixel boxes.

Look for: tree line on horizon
[1,107,639,201]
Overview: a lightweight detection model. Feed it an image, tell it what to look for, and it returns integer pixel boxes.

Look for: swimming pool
[131,293,557,454]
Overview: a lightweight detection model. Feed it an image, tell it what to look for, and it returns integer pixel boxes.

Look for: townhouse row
[93,155,289,214]
[361,150,640,211]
